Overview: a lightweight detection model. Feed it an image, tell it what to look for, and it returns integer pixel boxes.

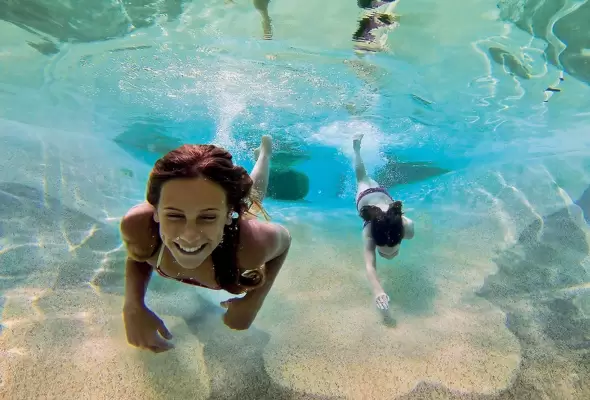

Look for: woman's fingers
[156,320,173,340]
[128,332,174,353]
[375,293,390,310]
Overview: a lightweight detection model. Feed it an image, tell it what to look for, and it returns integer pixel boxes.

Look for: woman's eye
[201,215,217,221]
[167,214,184,220]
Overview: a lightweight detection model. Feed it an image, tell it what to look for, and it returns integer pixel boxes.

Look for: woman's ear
[153,210,160,223]
[226,210,238,226]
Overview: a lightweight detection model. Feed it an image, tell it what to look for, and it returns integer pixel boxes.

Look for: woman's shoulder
[238,218,290,265]
[402,216,415,239]
[120,202,160,261]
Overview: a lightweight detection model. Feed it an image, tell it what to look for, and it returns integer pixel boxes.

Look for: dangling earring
[231,211,239,219]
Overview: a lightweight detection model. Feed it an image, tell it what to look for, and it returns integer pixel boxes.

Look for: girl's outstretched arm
[363,232,390,310]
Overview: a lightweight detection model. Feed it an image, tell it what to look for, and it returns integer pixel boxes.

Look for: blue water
[1,0,590,399]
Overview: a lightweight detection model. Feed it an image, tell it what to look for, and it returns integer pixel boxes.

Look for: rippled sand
[0,289,210,400]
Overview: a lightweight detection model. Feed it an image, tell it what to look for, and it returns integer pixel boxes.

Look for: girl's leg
[353,134,368,183]
[253,0,272,39]
[353,134,379,197]
[251,135,272,202]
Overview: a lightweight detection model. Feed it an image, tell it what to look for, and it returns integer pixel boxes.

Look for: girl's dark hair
[146,144,266,294]
[360,200,405,247]
[353,13,394,42]
[353,16,372,42]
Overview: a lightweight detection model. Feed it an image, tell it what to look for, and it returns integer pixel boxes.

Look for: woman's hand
[123,304,174,353]
[220,297,260,330]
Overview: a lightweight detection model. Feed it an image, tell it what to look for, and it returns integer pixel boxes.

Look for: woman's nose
[182,223,202,241]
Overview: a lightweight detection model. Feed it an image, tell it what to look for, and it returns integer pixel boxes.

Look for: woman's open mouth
[174,242,206,255]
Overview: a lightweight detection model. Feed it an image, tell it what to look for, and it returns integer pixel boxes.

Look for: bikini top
[150,221,252,295]
[154,244,222,290]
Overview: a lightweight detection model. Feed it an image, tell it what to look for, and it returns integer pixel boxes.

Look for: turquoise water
[1,0,590,399]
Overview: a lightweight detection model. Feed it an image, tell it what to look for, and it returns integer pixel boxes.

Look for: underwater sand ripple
[0,289,211,400]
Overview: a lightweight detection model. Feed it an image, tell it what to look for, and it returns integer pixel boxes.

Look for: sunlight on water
[1,0,590,399]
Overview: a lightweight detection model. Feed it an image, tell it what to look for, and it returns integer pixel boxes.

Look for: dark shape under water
[410,94,434,109]
[374,159,451,188]
[26,40,59,56]
[108,45,153,53]
[0,0,186,45]
[267,168,310,201]
[488,47,531,79]
[120,168,134,178]
[268,152,311,170]
[113,121,183,167]
[545,87,561,93]
[114,123,312,201]
[497,0,590,86]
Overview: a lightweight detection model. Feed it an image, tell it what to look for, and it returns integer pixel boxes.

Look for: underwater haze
[1,0,590,399]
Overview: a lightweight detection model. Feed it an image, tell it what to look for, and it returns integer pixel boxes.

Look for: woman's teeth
[176,243,205,254]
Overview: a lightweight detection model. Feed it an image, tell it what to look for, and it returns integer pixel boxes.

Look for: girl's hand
[221,297,260,330]
[123,304,174,353]
[375,292,390,310]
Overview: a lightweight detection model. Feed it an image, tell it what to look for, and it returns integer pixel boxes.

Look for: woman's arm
[363,235,385,295]
[246,223,291,304]
[222,223,291,329]
[119,205,158,310]
[124,258,153,309]
[119,205,174,352]
[363,231,390,309]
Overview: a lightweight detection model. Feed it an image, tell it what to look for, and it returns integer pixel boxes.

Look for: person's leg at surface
[253,0,272,39]
[353,134,379,197]
[353,134,368,183]
[252,135,272,203]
